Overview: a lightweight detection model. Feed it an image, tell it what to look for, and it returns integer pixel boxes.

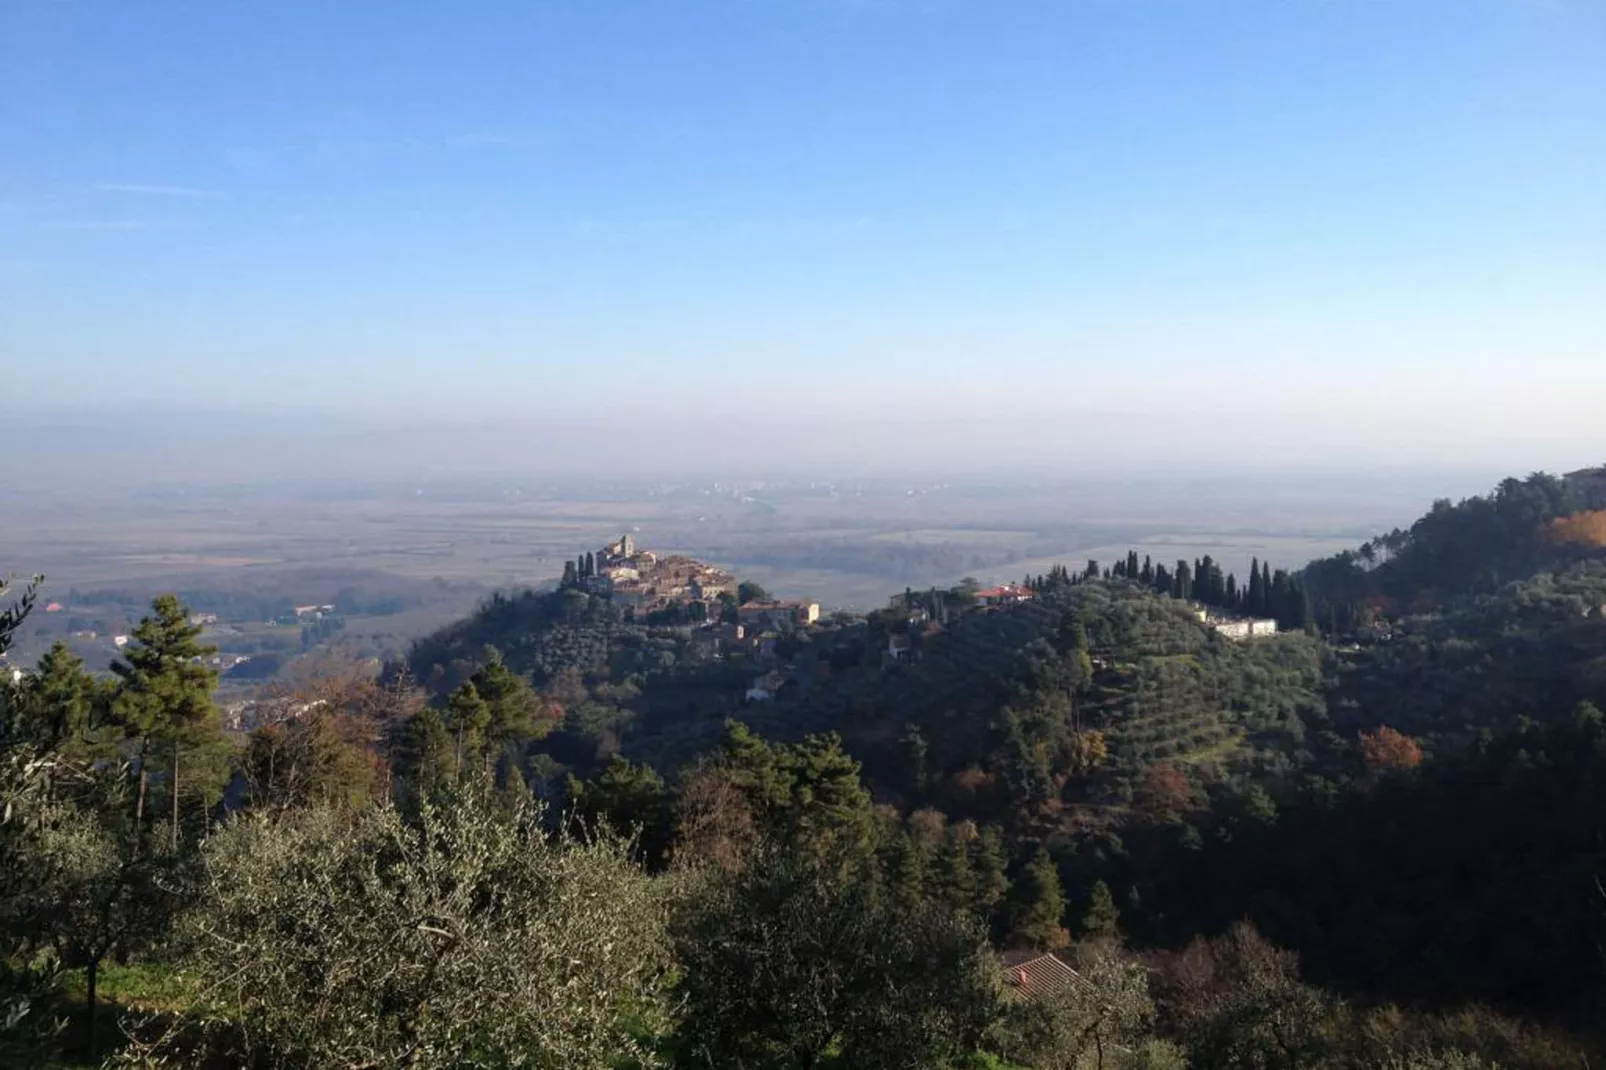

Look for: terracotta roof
[977,585,1034,600]
[1001,951,1081,1001]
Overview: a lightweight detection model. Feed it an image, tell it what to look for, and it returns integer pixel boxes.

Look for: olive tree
[1,754,178,1056]
[997,944,1158,1070]
[130,790,671,1070]
[672,853,1003,1070]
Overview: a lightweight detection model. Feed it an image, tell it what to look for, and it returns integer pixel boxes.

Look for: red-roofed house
[976,584,1036,608]
[1000,950,1082,1002]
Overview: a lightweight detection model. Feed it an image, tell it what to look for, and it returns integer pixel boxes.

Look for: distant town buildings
[586,534,742,618]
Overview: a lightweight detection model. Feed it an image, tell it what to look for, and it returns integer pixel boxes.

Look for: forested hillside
[1301,471,1606,632]
[5,470,1606,1068]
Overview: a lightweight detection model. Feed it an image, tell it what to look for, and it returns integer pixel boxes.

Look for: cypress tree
[1140,555,1154,585]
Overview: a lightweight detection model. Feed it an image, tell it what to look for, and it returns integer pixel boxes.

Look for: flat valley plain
[0,470,1495,673]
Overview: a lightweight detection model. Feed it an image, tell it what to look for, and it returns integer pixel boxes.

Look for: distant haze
[3,408,1600,492]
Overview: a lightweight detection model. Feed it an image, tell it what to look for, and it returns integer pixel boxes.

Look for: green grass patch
[61,961,196,1015]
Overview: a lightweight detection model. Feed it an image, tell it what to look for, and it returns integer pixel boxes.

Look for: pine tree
[11,640,104,755]
[932,830,974,912]
[396,706,457,794]
[1080,879,1120,940]
[444,681,493,773]
[888,833,927,911]
[1007,847,1069,950]
[567,756,674,867]
[779,732,876,869]
[110,595,223,850]
[970,827,1011,924]
[1084,560,1100,583]
[900,723,929,796]
[467,649,539,771]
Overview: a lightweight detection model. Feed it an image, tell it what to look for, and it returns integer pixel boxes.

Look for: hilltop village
[549,534,1283,704]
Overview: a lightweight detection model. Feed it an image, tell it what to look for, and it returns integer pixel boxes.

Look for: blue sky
[1,0,1603,470]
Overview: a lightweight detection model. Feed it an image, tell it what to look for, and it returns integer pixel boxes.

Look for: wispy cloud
[93,183,225,199]
[224,131,526,169]
[41,219,160,232]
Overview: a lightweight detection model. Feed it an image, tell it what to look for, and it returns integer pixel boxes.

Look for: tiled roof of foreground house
[1000,950,1083,1001]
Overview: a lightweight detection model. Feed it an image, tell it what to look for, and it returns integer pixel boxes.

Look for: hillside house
[1000,951,1082,1002]
[887,633,918,663]
[977,584,1036,608]
[611,581,651,610]
[746,670,786,702]
[690,572,732,600]
[691,622,746,659]
[1212,618,1279,640]
[739,600,821,631]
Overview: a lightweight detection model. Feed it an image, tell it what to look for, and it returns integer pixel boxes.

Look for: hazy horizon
[5,406,1601,492]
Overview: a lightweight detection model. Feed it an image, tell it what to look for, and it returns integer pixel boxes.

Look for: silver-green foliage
[154,792,670,1069]
[1377,1056,1505,1070]
[999,945,1158,1070]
